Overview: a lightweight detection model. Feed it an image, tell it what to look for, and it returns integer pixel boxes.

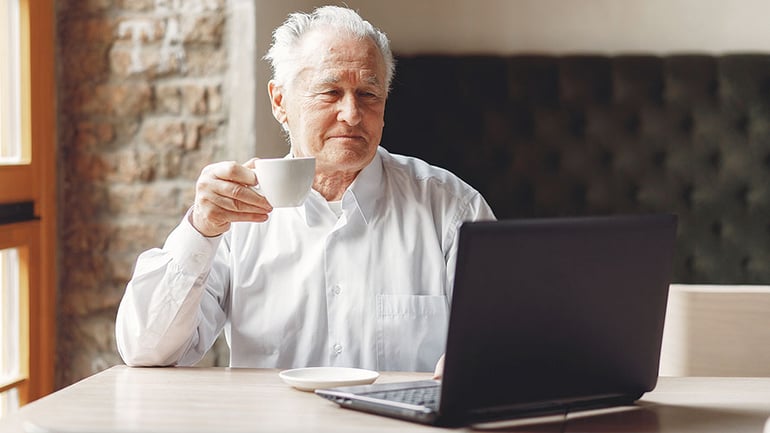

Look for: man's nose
[337,93,362,126]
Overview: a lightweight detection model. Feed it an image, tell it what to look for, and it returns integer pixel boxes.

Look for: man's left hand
[433,354,444,380]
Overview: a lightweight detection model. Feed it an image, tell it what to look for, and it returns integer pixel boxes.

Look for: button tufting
[711,221,723,238]
[680,113,694,134]
[383,54,770,283]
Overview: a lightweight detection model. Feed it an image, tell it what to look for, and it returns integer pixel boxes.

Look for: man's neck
[313,170,360,201]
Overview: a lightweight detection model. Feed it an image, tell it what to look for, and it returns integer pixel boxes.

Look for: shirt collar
[345,147,384,225]
[300,147,385,226]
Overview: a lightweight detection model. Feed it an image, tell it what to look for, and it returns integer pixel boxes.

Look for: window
[0,248,22,418]
[0,0,22,164]
[0,0,56,416]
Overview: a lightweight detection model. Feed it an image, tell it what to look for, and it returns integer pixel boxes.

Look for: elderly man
[115,6,495,375]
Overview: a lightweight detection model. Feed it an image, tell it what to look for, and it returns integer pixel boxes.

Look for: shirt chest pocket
[375,294,448,372]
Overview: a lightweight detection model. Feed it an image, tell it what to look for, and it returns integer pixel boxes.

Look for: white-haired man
[115,6,495,376]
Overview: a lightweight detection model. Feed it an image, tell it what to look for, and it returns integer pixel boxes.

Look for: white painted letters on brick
[118,20,155,73]
[118,0,219,74]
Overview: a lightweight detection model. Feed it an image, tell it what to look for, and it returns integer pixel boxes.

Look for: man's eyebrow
[317,74,382,86]
[364,75,381,86]
[320,75,340,85]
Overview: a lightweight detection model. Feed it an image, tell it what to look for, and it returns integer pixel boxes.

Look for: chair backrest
[659,284,770,376]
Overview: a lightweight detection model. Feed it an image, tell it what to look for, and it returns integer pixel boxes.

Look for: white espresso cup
[251,157,316,207]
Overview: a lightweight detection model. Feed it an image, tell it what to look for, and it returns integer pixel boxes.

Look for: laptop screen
[439,214,677,418]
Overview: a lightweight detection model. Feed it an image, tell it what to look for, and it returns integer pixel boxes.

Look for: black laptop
[315,214,678,426]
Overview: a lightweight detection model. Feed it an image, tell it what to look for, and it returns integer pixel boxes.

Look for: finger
[191,202,270,237]
[195,192,271,224]
[199,175,272,213]
[206,161,258,187]
[197,186,270,215]
[204,205,270,224]
[221,181,272,212]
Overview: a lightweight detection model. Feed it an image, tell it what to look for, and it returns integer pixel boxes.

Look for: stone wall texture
[56,0,231,388]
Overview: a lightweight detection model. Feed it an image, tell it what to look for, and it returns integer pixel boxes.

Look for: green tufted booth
[383,54,770,285]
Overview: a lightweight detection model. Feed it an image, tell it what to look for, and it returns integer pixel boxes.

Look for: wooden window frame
[0,0,56,405]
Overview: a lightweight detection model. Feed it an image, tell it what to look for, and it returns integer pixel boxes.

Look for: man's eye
[359,91,380,100]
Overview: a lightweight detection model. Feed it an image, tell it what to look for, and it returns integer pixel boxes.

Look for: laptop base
[317,381,643,427]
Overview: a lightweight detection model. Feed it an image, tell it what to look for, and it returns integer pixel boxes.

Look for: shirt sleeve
[115,209,230,366]
[444,191,497,303]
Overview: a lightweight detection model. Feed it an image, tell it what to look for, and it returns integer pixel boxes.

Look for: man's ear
[268,80,287,124]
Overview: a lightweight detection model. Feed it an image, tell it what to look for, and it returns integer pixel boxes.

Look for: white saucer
[278,367,379,392]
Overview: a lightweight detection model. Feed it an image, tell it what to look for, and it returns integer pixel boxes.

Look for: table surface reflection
[2,365,770,433]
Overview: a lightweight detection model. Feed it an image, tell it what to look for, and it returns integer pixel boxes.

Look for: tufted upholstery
[383,55,770,284]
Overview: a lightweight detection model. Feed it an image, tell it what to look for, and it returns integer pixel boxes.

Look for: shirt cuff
[163,208,223,276]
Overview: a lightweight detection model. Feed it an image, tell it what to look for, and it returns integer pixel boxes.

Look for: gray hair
[264,5,395,92]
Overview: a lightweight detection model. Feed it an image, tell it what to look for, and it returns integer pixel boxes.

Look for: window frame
[0,0,56,406]
[0,226,32,401]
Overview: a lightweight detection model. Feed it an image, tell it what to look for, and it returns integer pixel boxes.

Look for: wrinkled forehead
[294,27,386,86]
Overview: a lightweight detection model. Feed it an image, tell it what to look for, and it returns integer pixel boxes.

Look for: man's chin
[318,148,376,172]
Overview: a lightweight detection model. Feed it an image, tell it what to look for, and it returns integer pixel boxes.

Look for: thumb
[243,157,260,170]
[432,354,445,380]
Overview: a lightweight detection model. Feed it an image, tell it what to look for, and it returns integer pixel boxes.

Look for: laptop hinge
[467,392,635,420]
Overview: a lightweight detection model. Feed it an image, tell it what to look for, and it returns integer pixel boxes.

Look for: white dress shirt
[116,147,496,372]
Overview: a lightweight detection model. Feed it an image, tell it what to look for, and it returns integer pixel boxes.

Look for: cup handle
[251,183,264,196]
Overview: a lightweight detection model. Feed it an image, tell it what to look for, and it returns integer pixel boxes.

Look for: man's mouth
[328,134,364,141]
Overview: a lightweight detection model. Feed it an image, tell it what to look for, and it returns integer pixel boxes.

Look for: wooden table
[2,365,770,432]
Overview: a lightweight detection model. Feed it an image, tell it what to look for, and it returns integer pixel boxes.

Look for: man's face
[269,29,387,175]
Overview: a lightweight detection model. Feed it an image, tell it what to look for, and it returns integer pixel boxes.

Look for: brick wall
[56,0,232,388]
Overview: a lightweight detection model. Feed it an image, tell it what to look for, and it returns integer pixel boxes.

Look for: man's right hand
[190,159,273,237]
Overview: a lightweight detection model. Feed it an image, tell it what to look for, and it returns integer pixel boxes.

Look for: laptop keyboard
[364,385,441,410]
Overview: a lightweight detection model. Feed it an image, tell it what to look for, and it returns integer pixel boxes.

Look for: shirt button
[333,285,341,295]
[333,343,343,354]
